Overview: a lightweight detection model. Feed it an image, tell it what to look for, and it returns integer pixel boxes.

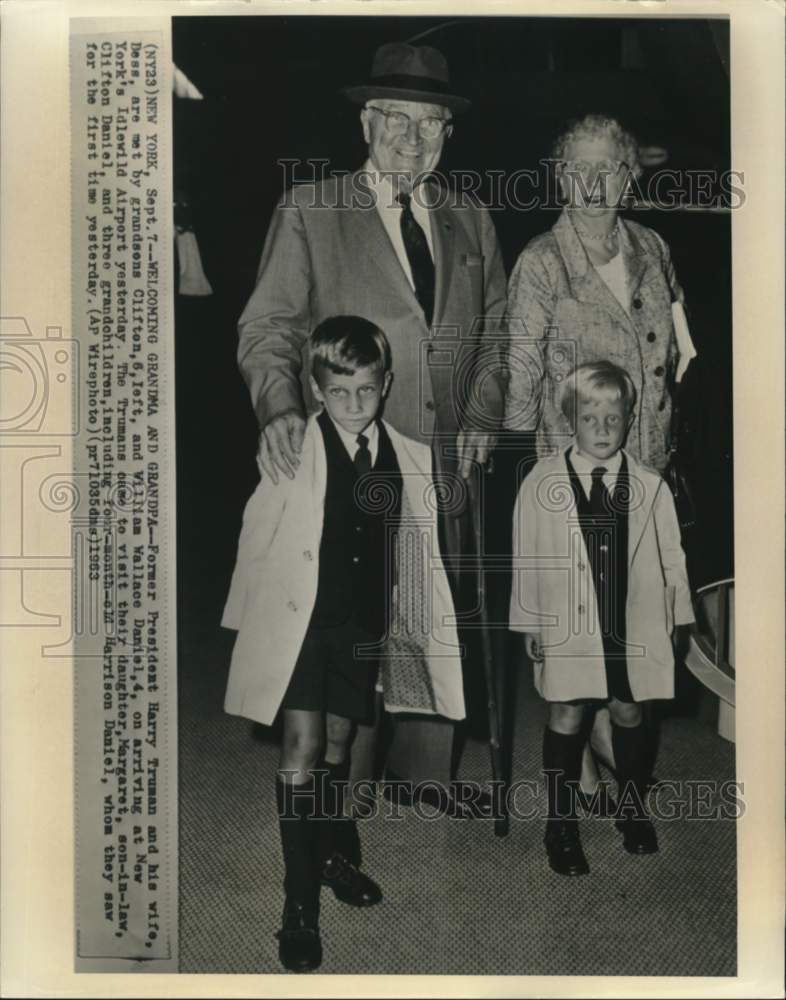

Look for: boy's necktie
[354,433,371,475]
[397,192,435,327]
[590,466,610,515]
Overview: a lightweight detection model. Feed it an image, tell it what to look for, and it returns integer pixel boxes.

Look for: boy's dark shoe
[276,900,322,972]
[615,817,659,855]
[321,851,382,906]
[544,820,590,876]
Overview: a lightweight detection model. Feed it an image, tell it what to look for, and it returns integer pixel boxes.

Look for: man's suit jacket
[237,169,508,469]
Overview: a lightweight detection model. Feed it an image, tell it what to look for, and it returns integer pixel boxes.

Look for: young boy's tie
[354,433,372,475]
[590,466,609,513]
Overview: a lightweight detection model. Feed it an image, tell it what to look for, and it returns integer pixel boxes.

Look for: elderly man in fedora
[236,37,506,835]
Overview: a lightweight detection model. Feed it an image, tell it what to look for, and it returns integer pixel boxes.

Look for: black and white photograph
[172,12,737,976]
[0,2,784,996]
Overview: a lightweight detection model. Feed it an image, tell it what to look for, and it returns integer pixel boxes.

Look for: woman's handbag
[663,389,697,534]
[664,299,698,534]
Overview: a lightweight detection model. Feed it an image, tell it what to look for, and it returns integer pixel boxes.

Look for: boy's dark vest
[309,411,402,635]
[566,450,632,700]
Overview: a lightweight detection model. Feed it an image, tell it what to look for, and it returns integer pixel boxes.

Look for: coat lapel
[428,182,455,326]
[308,414,328,541]
[553,448,657,570]
[617,218,649,302]
[625,454,659,567]
[344,170,427,321]
[279,417,324,566]
[553,210,637,335]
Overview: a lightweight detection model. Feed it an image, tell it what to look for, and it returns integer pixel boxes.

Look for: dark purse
[663,392,697,534]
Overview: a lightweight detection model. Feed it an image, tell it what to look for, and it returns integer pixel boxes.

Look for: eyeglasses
[366,105,453,141]
[559,159,630,178]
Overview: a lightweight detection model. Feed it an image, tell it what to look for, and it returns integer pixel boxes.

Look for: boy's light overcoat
[222,414,465,725]
[509,449,694,702]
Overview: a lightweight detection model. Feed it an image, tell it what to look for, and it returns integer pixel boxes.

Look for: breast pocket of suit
[457,251,485,306]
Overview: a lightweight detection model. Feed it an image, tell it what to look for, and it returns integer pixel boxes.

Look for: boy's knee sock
[542,728,584,822]
[316,757,362,868]
[611,722,649,819]
[276,776,320,903]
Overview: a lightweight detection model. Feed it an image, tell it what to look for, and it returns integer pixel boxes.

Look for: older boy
[222,316,464,970]
[509,361,694,876]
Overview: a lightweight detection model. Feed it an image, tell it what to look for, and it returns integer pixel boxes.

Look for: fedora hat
[344,42,471,114]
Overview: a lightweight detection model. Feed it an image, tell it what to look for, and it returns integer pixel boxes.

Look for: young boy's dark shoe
[321,851,383,906]
[276,899,322,972]
[544,820,590,876]
[615,817,659,855]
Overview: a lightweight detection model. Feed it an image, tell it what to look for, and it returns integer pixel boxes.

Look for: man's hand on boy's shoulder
[257,409,306,484]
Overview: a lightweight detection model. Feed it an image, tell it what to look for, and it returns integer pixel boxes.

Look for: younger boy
[222,316,464,970]
[509,360,694,876]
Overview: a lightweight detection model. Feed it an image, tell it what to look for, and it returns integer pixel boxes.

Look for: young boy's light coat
[509,450,694,702]
[222,414,465,725]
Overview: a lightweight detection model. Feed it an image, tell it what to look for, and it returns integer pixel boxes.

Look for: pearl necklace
[576,222,619,242]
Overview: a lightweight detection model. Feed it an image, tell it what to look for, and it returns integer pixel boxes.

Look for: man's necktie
[354,433,371,475]
[590,466,610,515]
[397,191,435,327]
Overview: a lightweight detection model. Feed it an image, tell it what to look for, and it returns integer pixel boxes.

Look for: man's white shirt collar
[362,159,434,280]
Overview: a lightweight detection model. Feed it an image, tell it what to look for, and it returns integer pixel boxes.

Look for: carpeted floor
[178,549,737,976]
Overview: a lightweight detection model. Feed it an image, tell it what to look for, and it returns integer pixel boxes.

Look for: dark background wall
[171,15,733,616]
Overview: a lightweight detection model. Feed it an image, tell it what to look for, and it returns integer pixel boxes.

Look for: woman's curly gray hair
[552,113,642,178]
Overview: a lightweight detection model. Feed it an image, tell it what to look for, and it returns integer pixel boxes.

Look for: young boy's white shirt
[222,412,465,725]
[567,444,623,498]
[509,447,694,703]
[329,412,380,465]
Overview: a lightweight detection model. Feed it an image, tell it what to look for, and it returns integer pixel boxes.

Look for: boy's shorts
[281,620,381,724]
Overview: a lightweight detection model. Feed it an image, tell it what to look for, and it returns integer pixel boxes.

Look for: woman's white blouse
[593,251,629,313]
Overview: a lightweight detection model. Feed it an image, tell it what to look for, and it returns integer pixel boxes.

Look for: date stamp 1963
[68,25,177,972]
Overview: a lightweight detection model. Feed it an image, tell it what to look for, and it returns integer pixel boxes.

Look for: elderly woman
[504,113,690,802]
[505,113,686,468]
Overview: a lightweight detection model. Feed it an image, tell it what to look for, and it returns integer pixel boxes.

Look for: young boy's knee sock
[542,728,584,822]
[316,757,362,868]
[276,776,320,903]
[611,722,649,819]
